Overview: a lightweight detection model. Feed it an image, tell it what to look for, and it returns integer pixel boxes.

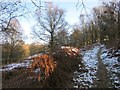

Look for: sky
[19,0,101,44]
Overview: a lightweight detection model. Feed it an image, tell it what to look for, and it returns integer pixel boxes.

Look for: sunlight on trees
[1,0,120,88]
[29,43,45,56]
[0,0,28,64]
[75,0,120,46]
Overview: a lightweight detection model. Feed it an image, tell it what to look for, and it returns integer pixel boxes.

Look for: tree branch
[33,29,49,43]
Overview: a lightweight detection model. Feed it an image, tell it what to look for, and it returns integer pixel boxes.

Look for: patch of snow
[100,44,105,48]
[73,85,78,88]
[1,53,45,72]
[116,49,120,55]
[61,46,78,52]
[101,46,120,89]
[27,53,42,59]
[0,60,33,72]
[72,48,79,53]
[73,45,100,88]
[34,68,41,73]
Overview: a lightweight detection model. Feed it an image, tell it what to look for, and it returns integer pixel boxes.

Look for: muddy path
[94,48,111,88]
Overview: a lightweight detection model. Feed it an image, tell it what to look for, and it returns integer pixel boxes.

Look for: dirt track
[94,48,111,88]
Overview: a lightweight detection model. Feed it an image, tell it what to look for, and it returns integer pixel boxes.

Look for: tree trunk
[50,32,54,52]
[9,45,14,62]
[118,11,120,39]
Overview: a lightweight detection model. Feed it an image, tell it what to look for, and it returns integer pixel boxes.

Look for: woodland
[0,0,120,89]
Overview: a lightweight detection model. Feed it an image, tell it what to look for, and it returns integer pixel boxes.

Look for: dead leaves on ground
[29,54,56,82]
[28,46,80,83]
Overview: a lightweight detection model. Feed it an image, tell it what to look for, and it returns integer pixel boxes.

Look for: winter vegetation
[0,0,120,89]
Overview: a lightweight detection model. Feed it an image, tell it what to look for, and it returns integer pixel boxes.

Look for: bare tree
[0,0,29,44]
[0,0,29,63]
[0,0,28,32]
[33,3,67,52]
[2,18,25,63]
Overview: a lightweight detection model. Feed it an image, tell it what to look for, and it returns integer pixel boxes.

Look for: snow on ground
[0,60,33,72]
[73,45,100,88]
[1,44,120,88]
[0,53,44,72]
[101,46,120,88]
[27,53,42,60]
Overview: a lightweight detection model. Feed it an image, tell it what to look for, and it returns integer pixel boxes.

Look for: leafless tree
[0,0,28,63]
[33,3,67,52]
[0,0,28,32]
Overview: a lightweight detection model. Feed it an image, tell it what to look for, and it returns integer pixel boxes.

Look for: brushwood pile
[1,46,82,88]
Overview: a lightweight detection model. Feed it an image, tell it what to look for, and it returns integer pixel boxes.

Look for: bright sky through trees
[18,0,100,44]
